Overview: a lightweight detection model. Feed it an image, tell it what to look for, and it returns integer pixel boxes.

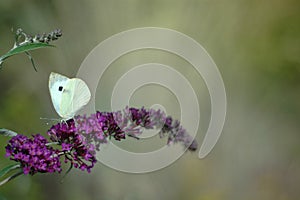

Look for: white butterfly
[49,72,91,120]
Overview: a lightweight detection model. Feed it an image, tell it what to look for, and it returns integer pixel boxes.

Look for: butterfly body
[49,72,91,120]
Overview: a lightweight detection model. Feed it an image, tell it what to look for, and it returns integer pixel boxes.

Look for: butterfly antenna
[40,117,60,125]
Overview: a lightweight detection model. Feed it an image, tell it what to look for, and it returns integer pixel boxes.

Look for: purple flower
[5,107,197,177]
[96,112,125,141]
[128,107,152,127]
[5,134,61,175]
[164,119,198,151]
[148,109,198,151]
[76,107,198,151]
[47,120,97,173]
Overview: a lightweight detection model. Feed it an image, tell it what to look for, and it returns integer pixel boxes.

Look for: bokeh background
[0,0,300,199]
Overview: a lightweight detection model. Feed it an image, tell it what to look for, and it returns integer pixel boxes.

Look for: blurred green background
[0,0,300,199]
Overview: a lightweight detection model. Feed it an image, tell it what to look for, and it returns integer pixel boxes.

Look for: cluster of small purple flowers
[47,120,97,173]
[144,108,198,151]
[5,134,61,175]
[75,107,198,151]
[120,107,198,151]
[5,107,198,176]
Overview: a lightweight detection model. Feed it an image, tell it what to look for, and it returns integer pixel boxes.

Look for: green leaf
[0,42,54,62]
[0,170,23,187]
[0,128,18,137]
[0,164,21,178]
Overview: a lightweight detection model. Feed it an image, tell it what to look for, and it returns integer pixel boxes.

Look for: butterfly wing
[71,78,91,112]
[49,72,69,118]
[60,78,91,119]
